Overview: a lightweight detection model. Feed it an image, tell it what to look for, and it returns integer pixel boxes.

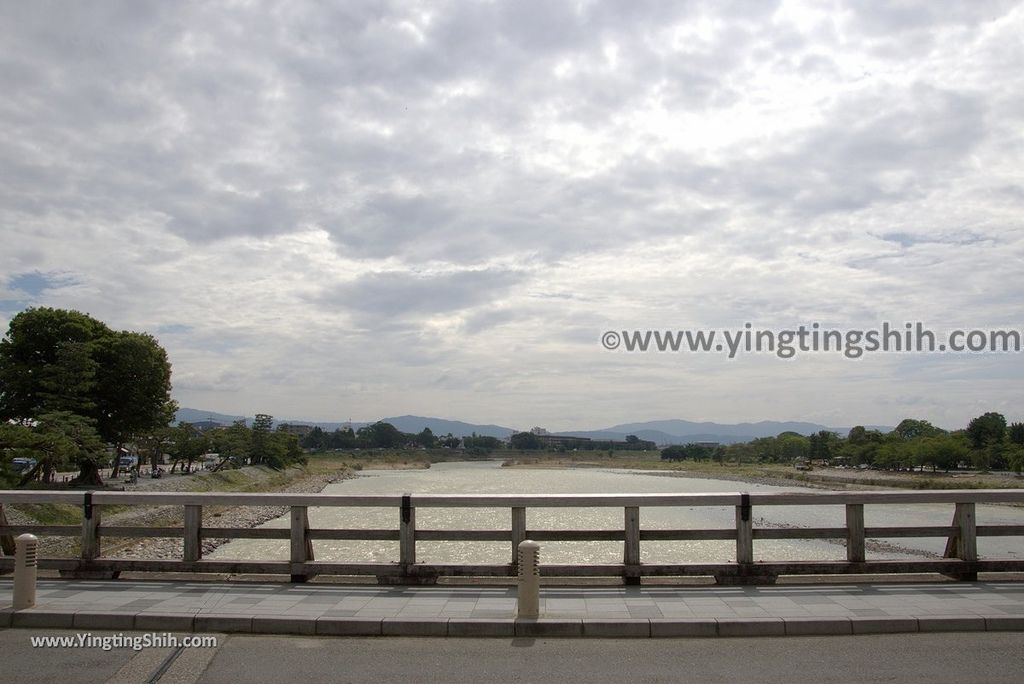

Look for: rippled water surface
[210,461,1023,564]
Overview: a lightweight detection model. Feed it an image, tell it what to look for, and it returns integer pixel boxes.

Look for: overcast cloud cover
[1,0,1022,430]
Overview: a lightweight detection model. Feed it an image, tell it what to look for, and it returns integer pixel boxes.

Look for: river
[209,461,1023,564]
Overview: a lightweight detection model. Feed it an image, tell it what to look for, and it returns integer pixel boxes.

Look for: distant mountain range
[175,408,249,426]
[173,409,514,439]
[174,408,890,445]
[557,419,890,445]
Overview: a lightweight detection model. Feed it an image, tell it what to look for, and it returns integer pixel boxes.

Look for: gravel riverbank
[641,468,841,490]
[115,466,351,560]
[4,464,352,560]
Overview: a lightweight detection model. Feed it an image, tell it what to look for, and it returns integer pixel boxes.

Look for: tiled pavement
[2,579,1023,637]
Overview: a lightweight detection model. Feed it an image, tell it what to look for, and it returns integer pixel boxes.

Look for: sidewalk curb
[2,608,1021,638]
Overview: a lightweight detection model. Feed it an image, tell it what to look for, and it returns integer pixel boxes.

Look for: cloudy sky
[2,1,1022,431]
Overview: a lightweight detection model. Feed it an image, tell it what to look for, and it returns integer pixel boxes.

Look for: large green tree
[892,419,945,441]
[0,308,109,421]
[95,331,176,479]
[357,421,407,449]
[168,422,209,473]
[415,427,437,448]
[0,307,175,485]
[243,414,304,470]
[509,431,541,450]
[777,433,810,462]
[16,412,107,485]
[212,420,253,467]
[965,412,1007,449]
[249,413,274,465]
[1009,422,1024,446]
[808,430,838,461]
[913,435,968,472]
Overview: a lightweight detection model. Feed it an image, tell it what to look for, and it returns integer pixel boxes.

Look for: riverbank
[109,463,352,560]
[3,453,453,570]
[500,454,1024,491]
[4,459,357,559]
[8,453,1023,562]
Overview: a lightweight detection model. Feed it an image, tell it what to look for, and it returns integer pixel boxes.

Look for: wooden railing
[2,490,1023,584]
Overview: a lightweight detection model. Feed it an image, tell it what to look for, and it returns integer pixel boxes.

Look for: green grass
[305,450,441,469]
[6,462,351,527]
[12,502,80,525]
[179,465,324,493]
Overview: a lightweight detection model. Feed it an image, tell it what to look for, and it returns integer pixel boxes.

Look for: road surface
[2,630,1022,683]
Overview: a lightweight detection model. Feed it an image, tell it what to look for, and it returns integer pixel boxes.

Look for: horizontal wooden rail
[5,489,1024,507]
[0,525,80,537]
[2,557,1024,578]
[2,489,1023,585]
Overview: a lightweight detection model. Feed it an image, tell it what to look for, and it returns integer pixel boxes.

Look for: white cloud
[2,0,1023,430]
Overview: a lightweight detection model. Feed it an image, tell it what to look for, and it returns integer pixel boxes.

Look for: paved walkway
[2,578,1024,637]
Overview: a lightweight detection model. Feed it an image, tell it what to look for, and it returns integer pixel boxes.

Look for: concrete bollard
[14,533,39,610]
[517,539,540,618]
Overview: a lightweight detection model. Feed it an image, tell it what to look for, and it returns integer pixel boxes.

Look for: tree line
[660,415,1024,473]
[299,423,503,452]
[157,414,305,474]
[0,308,304,488]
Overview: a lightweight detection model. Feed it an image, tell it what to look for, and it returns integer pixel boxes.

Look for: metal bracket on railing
[83,491,94,520]
[401,494,412,524]
[740,493,751,522]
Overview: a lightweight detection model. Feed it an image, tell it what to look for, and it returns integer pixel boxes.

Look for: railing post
[399,493,415,568]
[183,505,202,563]
[735,493,753,564]
[955,502,977,562]
[623,506,640,585]
[517,540,540,618]
[290,505,314,583]
[13,533,38,609]
[511,507,526,565]
[846,503,865,563]
[0,503,16,556]
[81,491,100,561]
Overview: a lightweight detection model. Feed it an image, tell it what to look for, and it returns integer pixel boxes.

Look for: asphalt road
[2,630,1022,683]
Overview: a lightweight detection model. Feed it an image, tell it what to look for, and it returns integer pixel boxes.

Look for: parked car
[11,457,37,473]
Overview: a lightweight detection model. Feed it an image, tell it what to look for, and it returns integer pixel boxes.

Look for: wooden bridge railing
[2,490,1023,584]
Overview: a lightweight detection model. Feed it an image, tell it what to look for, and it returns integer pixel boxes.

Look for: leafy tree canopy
[0,307,175,485]
[892,418,946,441]
[966,412,1007,449]
[509,432,542,450]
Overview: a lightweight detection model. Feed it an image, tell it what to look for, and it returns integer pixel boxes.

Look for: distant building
[512,430,656,451]
[278,423,313,438]
[535,434,591,449]
[192,420,225,432]
[537,434,657,451]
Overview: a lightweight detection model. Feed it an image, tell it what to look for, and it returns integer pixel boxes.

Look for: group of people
[120,465,164,484]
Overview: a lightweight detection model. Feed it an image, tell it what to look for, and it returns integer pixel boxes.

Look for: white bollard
[13,533,39,610]
[517,539,540,618]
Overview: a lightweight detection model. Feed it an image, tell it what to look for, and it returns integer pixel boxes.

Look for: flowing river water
[209,461,1024,565]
